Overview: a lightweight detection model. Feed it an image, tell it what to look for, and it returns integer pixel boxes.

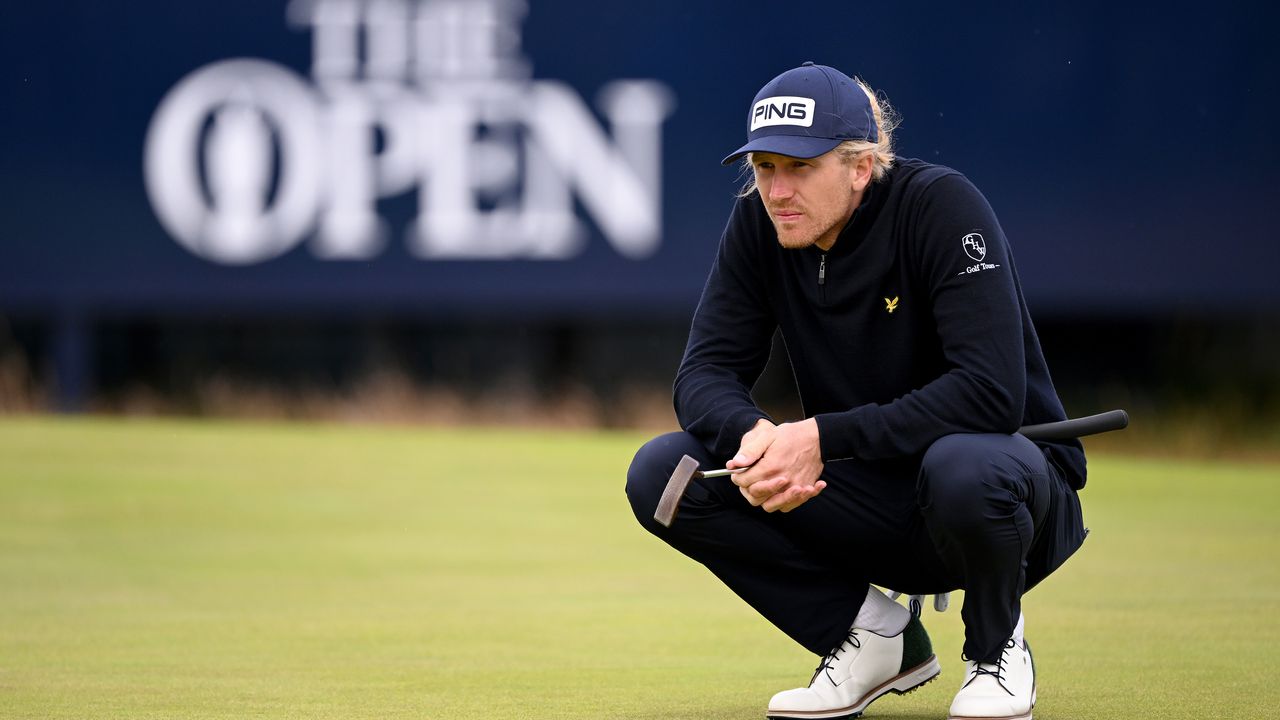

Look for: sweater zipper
[818,252,827,302]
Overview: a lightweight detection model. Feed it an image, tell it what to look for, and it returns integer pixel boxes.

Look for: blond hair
[737,76,899,197]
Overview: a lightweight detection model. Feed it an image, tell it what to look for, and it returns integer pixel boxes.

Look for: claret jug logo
[144,0,676,265]
[750,96,815,131]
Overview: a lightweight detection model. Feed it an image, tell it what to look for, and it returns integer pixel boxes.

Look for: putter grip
[1018,409,1129,441]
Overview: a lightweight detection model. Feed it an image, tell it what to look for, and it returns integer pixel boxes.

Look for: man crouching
[627,62,1087,720]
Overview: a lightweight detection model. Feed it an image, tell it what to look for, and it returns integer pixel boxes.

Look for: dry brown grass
[86,369,680,433]
[1,331,1274,461]
[0,333,44,413]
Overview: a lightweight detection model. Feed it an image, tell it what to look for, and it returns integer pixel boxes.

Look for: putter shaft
[697,467,745,479]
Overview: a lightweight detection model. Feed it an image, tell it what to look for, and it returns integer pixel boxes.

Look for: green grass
[0,417,1277,719]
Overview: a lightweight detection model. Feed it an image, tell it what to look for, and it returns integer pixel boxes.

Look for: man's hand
[727,418,826,513]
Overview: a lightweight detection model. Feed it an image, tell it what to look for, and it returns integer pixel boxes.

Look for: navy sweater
[674,158,1087,488]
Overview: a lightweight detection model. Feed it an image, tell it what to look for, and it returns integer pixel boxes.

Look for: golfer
[626,62,1088,720]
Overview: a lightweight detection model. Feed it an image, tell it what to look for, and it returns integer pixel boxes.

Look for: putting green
[1,417,1275,719]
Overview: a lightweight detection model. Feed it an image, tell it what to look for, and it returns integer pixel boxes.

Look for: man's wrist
[799,417,822,460]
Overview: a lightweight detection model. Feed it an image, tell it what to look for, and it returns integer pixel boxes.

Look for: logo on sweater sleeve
[962,233,986,261]
[957,232,1001,276]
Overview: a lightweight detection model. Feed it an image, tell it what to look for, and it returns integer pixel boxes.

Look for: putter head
[654,454,700,527]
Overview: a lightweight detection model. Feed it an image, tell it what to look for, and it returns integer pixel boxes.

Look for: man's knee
[917,434,1004,532]
[626,431,705,533]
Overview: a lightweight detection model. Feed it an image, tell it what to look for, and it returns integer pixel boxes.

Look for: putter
[653,409,1129,527]
[653,456,746,527]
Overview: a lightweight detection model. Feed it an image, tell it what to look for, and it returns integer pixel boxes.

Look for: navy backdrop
[2,0,1278,321]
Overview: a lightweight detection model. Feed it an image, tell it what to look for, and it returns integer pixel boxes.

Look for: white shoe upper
[948,637,1036,720]
[768,627,904,716]
[762,617,947,717]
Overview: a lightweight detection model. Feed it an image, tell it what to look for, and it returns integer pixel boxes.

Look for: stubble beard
[768,186,860,251]
[770,210,844,250]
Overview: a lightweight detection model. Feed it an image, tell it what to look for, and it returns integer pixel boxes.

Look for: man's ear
[851,154,874,192]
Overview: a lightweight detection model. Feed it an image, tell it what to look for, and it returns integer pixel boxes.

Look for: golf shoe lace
[810,628,862,686]
[962,639,1016,696]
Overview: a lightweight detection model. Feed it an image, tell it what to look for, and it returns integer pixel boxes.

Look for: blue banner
[3,1,1277,317]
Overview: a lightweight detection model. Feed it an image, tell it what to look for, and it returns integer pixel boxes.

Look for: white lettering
[145,0,674,266]
[750,95,815,131]
[957,262,1002,276]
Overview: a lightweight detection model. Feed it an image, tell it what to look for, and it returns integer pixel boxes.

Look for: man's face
[751,150,868,251]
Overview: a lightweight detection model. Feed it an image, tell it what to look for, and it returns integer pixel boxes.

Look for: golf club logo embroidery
[962,233,986,261]
[957,231,1001,276]
[884,296,899,314]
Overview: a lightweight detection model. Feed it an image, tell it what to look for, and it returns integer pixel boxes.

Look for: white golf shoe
[767,615,940,719]
[947,637,1036,720]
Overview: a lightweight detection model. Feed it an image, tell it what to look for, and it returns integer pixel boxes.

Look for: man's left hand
[732,418,826,513]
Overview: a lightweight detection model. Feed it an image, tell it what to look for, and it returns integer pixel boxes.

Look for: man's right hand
[727,418,827,513]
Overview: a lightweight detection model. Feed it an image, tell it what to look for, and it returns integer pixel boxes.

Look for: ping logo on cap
[750,95,816,131]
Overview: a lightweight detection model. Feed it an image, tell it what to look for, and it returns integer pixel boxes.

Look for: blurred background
[3,0,1278,452]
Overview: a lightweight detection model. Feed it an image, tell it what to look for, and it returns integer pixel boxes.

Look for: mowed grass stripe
[0,417,1276,719]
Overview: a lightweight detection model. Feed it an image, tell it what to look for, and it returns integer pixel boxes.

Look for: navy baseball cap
[721,62,878,165]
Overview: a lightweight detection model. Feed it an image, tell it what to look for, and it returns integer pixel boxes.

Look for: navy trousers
[626,430,1081,663]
